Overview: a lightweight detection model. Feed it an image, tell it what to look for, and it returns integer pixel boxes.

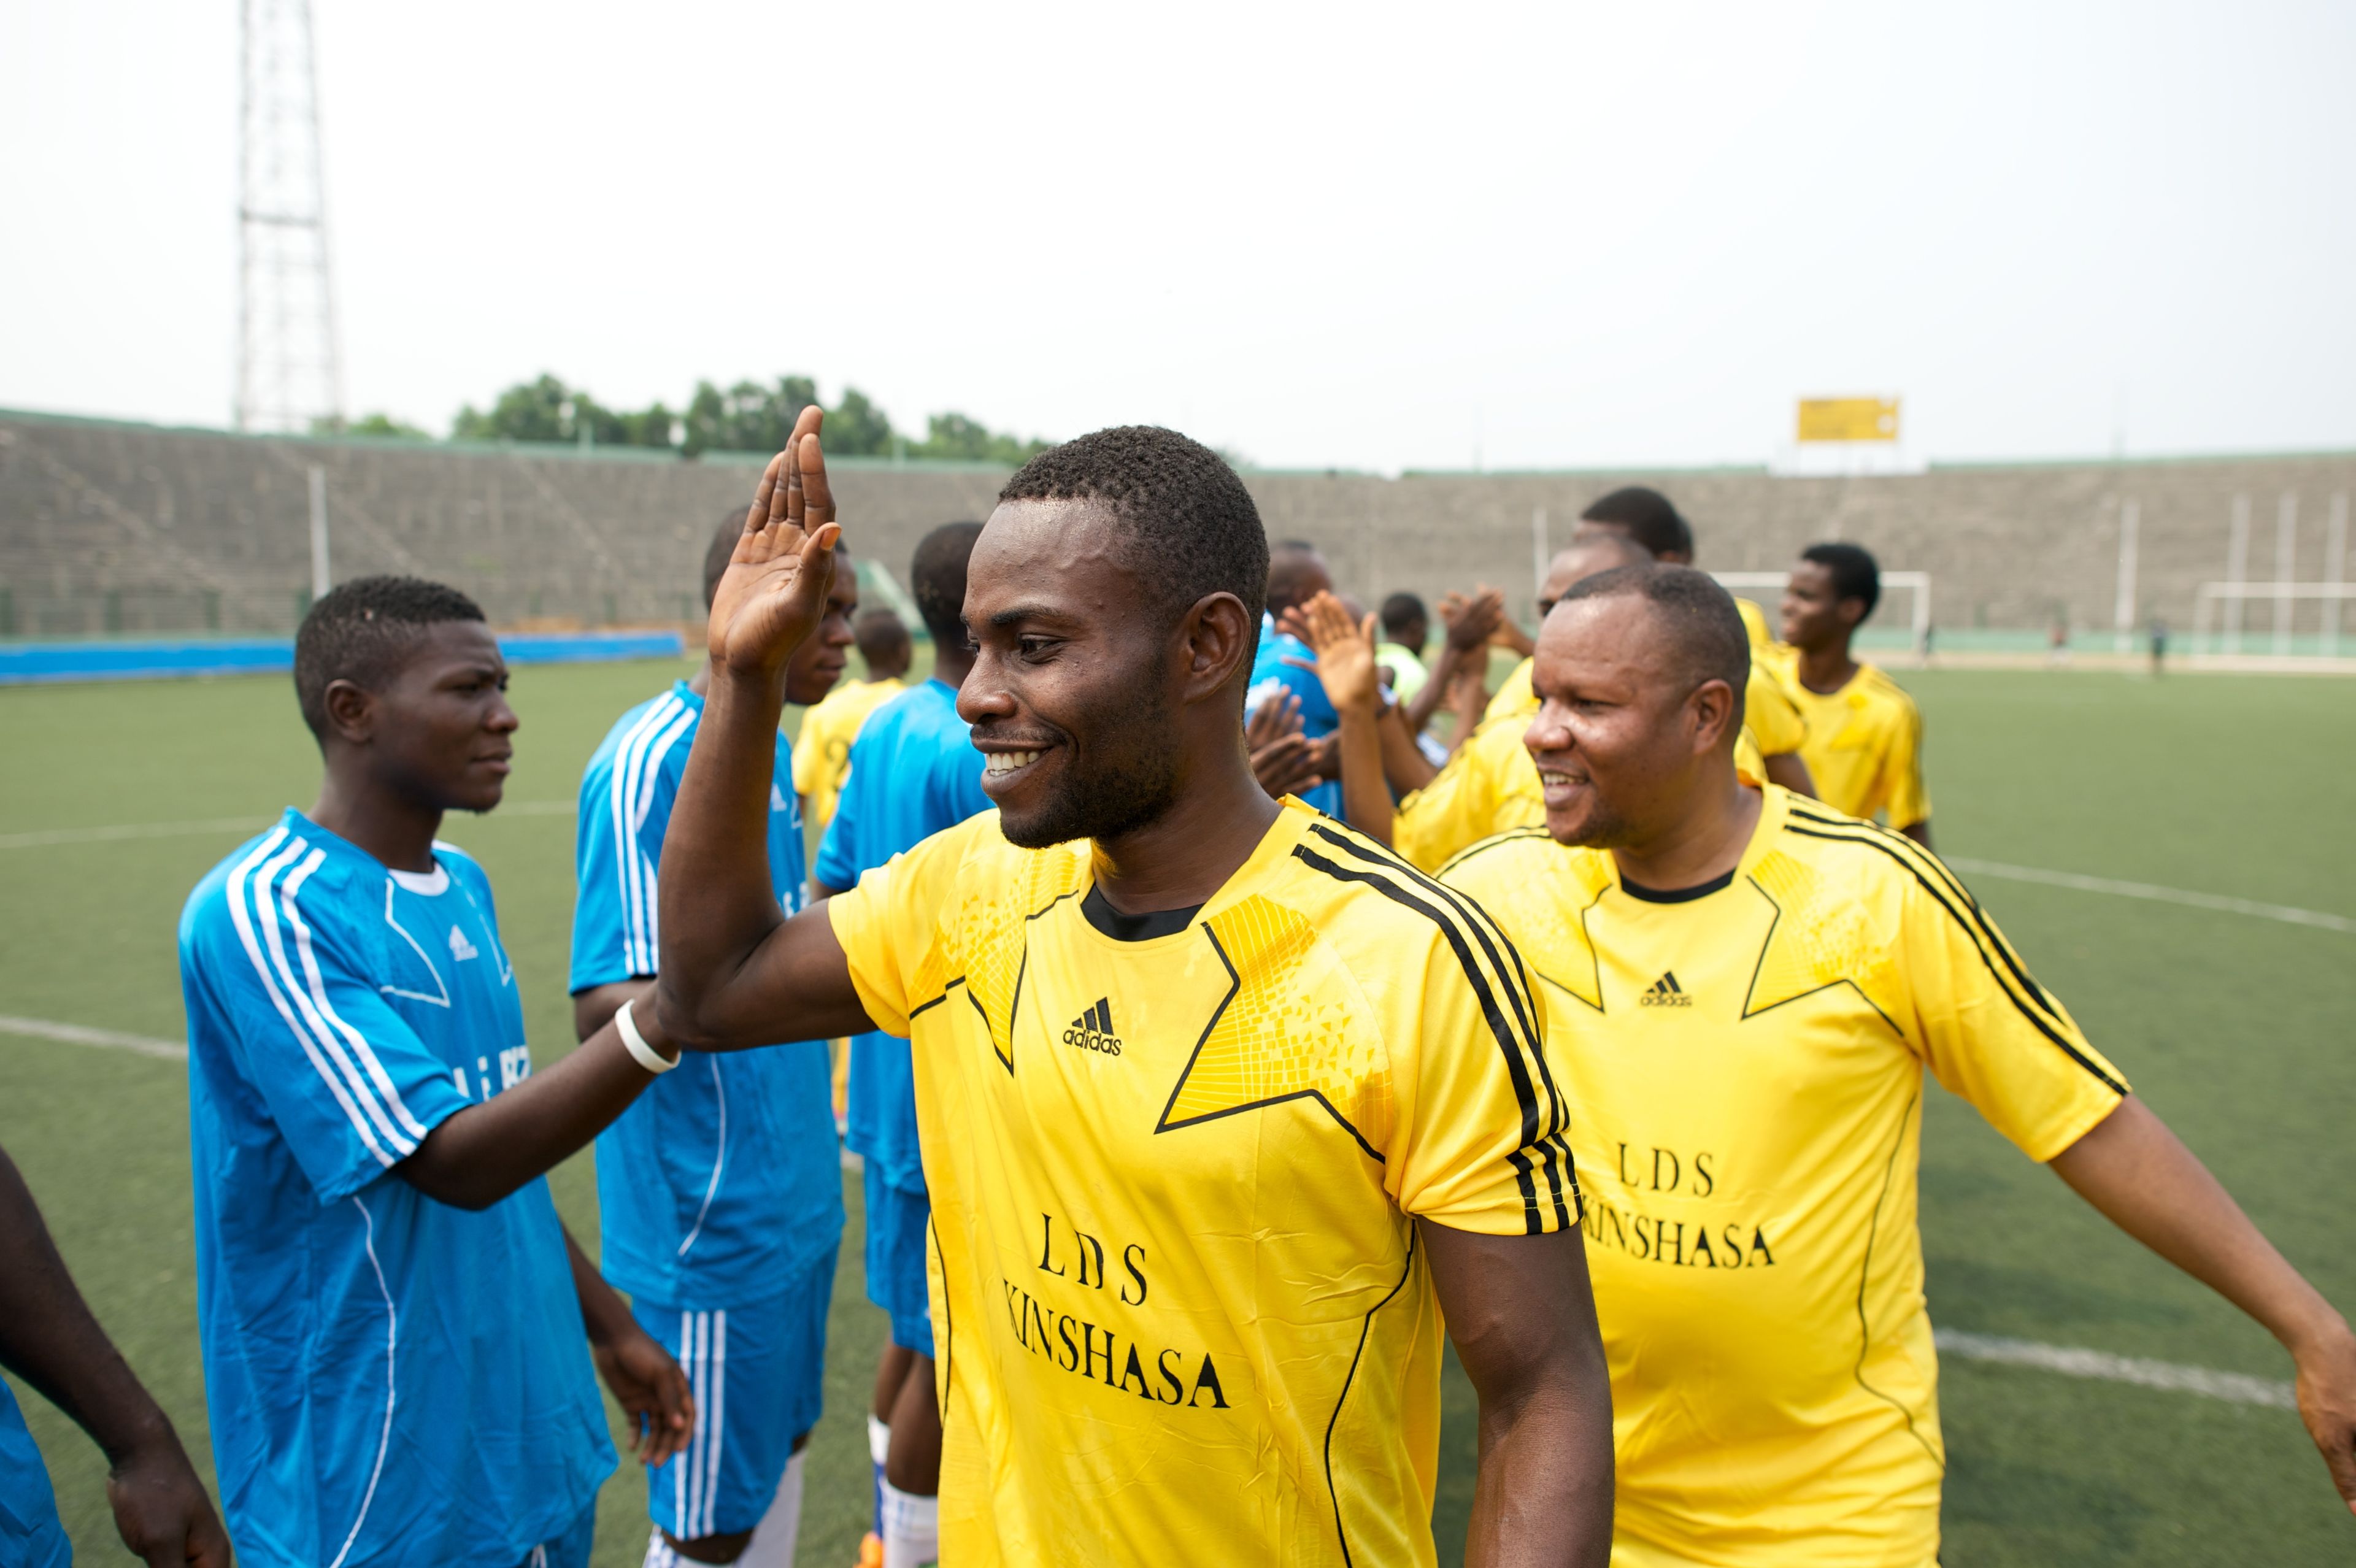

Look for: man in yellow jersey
[652,415,1614,1567]
[1774,542,1931,845]
[1442,564,2356,1566]
[793,605,914,828]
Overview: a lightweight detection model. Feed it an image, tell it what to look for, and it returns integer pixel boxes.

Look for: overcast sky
[3,1,2350,472]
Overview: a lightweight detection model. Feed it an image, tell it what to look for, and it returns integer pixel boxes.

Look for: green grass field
[2,658,2352,1565]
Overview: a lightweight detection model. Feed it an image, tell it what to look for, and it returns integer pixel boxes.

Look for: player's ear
[1688,677,1736,755]
[320,678,378,745]
[1177,591,1254,701]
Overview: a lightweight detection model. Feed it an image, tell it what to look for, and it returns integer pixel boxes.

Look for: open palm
[707,406,843,677]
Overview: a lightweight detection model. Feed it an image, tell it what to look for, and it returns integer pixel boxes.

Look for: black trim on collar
[1618,867,1738,904]
[1081,885,1203,942]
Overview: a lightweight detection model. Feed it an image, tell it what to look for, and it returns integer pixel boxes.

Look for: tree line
[323,375,1050,464]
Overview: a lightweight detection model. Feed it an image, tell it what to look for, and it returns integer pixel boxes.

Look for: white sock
[867,1415,891,1533]
[733,1450,806,1568]
[879,1479,939,1568]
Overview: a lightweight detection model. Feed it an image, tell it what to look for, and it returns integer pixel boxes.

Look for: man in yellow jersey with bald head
[1442,563,2356,1565]
[1394,485,1812,873]
[653,414,1614,1567]
[1774,542,1931,845]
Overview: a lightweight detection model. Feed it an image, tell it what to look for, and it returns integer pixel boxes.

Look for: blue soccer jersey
[1245,611,1342,818]
[179,812,612,1568]
[0,1379,68,1568]
[570,680,843,1309]
[814,678,993,1194]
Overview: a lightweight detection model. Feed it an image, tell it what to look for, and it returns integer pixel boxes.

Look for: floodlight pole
[1531,507,1548,604]
[236,0,343,434]
[2273,493,2298,656]
[2111,498,2139,655]
[308,464,330,598]
[2325,494,2348,658]
[2223,495,2250,654]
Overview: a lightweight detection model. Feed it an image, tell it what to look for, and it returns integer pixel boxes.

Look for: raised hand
[1280,591,1382,718]
[707,406,841,677]
[1247,691,1319,799]
[1439,585,1506,654]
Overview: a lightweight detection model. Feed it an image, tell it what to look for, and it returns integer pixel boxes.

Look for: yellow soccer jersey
[1484,656,1536,723]
[1783,662,1930,829]
[1734,595,1771,649]
[791,675,904,829]
[827,799,1575,1567]
[1442,789,2125,1567]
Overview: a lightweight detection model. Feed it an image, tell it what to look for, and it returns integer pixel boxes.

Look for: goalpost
[2189,582,2352,658]
[1707,571,1933,661]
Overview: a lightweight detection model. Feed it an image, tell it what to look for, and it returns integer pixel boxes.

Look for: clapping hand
[1246,691,1320,799]
[707,407,841,678]
[1279,591,1383,719]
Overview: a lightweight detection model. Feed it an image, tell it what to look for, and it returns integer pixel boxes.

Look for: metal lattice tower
[236,0,342,433]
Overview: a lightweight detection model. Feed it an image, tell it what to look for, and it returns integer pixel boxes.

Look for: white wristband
[615,999,677,1075]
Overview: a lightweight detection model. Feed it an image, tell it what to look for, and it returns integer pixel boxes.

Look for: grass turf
[0,658,2350,1564]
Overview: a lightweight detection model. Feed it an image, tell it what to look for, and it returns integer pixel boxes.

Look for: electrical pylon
[235,0,343,433]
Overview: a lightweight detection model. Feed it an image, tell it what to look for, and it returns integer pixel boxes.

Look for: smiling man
[177,576,693,1567]
[1441,564,2356,1565]
[652,418,1614,1567]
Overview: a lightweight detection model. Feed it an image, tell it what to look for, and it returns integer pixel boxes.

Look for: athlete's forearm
[398,1017,667,1210]
[0,1147,181,1465]
[1332,702,1395,847]
[1376,705,1439,795]
[1760,750,1815,798]
[1404,644,1461,736]
[2050,1096,2346,1355]
[564,1226,636,1347]
[1422,1221,1614,1567]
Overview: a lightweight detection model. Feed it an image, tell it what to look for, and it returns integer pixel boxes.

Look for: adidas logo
[1638,971,1692,1008]
[1062,997,1123,1057]
[447,926,479,963]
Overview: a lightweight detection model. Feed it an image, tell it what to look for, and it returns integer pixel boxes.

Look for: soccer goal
[2189,581,2352,658]
[1707,571,1933,661]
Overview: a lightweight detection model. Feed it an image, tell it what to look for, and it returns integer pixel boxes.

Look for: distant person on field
[1446,564,2356,1563]
[1777,542,1933,847]
[2150,614,2168,675]
[0,1139,230,1568]
[1374,591,1430,705]
[812,521,993,1568]
[177,576,693,1567]
[795,605,915,830]
[571,517,859,1567]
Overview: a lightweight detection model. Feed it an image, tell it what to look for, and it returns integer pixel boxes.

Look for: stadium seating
[3,408,2351,645]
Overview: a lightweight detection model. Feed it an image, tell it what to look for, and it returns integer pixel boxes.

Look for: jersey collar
[1606,785,1791,905]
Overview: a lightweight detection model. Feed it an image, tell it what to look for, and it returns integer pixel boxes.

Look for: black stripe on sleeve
[1291,842,1559,1232]
[1433,824,1553,880]
[1780,823,2126,1094]
[1304,823,1567,1142]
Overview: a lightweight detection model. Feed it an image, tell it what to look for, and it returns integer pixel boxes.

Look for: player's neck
[308,771,443,875]
[1088,751,1282,917]
[1795,639,1860,695]
[1609,771,1762,894]
[689,657,714,697]
[930,646,976,690]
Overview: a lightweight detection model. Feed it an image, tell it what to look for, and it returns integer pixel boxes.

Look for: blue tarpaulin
[0,630,684,685]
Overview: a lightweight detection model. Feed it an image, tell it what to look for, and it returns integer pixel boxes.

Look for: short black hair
[1580,486,1694,561]
[1001,427,1268,627]
[853,607,911,668]
[1379,591,1427,640]
[1801,542,1881,619]
[294,575,486,739]
[705,504,849,610]
[910,521,986,646]
[1561,564,1749,713]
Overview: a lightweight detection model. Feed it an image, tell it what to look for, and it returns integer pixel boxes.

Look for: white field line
[1935,1329,2295,1409]
[0,799,579,851]
[1944,856,2354,935]
[0,1014,187,1061]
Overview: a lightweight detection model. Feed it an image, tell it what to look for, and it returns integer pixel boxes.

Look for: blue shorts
[631,1247,838,1540]
[863,1163,935,1355]
[520,1499,595,1568]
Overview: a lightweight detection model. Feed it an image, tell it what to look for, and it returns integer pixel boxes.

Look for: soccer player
[795,605,915,830]
[655,421,1614,1566]
[809,521,991,1568]
[1245,540,1344,818]
[1777,542,1932,846]
[571,518,858,1568]
[1374,592,1431,705]
[1442,565,2356,1563]
[0,1139,229,1568]
[178,576,694,1568]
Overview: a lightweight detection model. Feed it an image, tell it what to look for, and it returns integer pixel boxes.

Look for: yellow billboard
[1796,397,1900,443]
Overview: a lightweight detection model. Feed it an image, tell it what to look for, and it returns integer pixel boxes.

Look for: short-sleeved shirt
[1779,658,1931,829]
[0,1380,67,1568]
[1441,787,2125,1566]
[817,678,993,1194]
[1374,642,1428,704]
[1245,613,1343,818]
[791,675,906,830]
[571,680,844,1308]
[826,800,1576,1566]
[180,812,613,1567]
